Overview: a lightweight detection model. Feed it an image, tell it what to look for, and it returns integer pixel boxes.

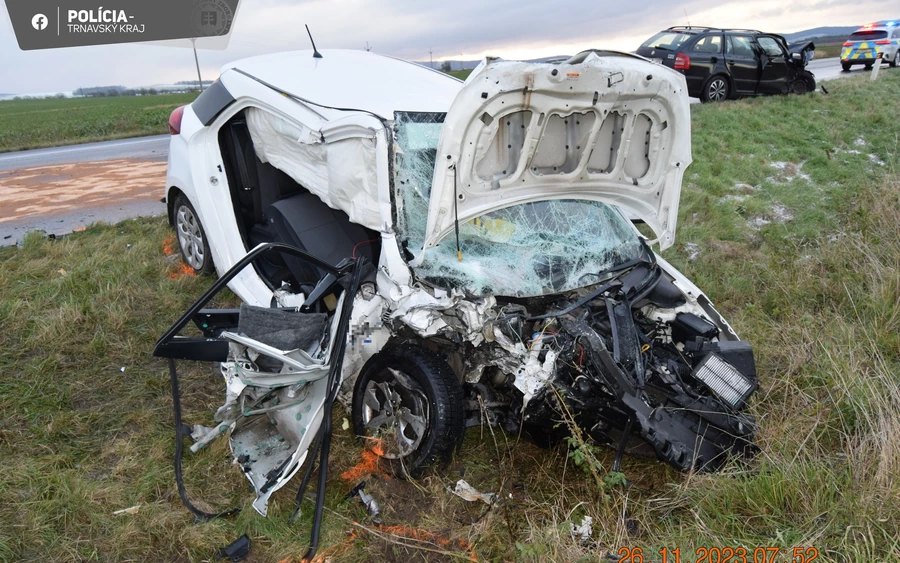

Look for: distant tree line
[72,85,201,97]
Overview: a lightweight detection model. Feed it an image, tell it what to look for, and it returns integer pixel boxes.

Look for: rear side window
[848,30,888,41]
[192,80,235,126]
[691,35,723,54]
[726,36,755,57]
[641,32,693,51]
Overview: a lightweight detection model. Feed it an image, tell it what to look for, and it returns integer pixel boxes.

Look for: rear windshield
[640,32,693,51]
[848,30,888,41]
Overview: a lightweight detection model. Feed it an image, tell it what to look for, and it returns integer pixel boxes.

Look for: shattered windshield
[393,112,644,297]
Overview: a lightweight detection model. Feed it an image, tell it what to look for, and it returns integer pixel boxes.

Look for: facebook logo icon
[32,13,49,31]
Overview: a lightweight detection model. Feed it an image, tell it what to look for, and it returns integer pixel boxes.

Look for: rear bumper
[841,57,888,64]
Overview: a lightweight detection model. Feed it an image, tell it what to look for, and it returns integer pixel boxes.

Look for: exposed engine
[449,262,758,472]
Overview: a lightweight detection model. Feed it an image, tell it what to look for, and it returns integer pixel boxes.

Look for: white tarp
[245,107,382,231]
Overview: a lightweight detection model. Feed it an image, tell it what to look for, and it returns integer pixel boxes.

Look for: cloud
[0,0,894,94]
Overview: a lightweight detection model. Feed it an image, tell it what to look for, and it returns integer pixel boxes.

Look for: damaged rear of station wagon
[157,48,759,552]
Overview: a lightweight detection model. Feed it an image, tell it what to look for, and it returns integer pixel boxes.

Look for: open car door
[421,50,692,252]
[153,243,364,558]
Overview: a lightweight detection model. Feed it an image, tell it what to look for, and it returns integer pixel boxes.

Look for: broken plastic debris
[215,534,251,562]
[358,489,383,525]
[569,515,593,542]
[449,479,497,504]
[341,417,350,431]
[112,504,141,516]
[119,367,126,372]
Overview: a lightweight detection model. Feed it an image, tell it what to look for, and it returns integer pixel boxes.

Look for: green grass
[448,69,474,81]
[1,70,899,562]
[0,93,198,153]
[815,44,844,59]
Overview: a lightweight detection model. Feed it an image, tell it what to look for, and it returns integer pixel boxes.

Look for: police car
[841,20,900,71]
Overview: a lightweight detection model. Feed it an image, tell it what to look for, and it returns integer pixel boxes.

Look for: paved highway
[0,134,168,172]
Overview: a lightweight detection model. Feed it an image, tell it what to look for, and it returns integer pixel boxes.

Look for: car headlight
[692,353,756,410]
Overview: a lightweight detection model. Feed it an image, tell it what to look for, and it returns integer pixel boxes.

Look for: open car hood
[421,50,692,251]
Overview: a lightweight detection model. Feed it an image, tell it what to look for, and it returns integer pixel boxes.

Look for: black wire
[287,430,323,523]
[298,258,365,561]
[169,358,240,521]
[495,279,622,323]
[452,164,462,261]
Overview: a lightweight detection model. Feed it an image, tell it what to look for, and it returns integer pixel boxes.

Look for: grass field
[815,44,844,59]
[1,70,899,562]
[0,93,198,153]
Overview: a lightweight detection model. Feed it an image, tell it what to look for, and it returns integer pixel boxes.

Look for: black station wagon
[636,26,816,102]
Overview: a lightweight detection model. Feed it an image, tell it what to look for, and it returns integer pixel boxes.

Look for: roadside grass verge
[0,93,198,153]
[0,70,898,562]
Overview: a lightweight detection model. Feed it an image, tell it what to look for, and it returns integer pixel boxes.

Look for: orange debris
[162,234,177,256]
[340,438,388,482]
[168,261,196,280]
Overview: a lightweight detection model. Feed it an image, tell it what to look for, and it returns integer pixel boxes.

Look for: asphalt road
[809,56,844,82]
[0,134,169,172]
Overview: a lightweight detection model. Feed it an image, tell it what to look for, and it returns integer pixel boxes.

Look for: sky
[1,0,897,95]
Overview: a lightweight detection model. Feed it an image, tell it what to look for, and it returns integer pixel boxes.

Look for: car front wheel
[891,51,899,68]
[701,75,729,103]
[791,72,815,94]
[173,195,214,275]
[352,345,464,477]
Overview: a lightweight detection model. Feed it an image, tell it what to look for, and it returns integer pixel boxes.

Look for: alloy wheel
[707,78,727,102]
[361,369,429,459]
[176,205,206,270]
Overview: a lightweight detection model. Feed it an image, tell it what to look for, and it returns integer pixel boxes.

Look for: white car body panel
[422,50,691,253]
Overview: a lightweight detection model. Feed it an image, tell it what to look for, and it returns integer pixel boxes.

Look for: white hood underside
[422,51,692,251]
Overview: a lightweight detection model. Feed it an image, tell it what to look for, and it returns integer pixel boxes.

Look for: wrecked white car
[156,48,758,552]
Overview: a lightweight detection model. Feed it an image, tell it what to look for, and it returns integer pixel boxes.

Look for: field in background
[448,69,474,81]
[0,93,198,153]
[815,44,843,59]
[1,71,899,562]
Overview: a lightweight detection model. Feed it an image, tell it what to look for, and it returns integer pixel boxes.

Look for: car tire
[891,51,899,68]
[841,62,852,72]
[352,344,464,478]
[173,195,214,275]
[700,75,729,103]
[791,72,815,95]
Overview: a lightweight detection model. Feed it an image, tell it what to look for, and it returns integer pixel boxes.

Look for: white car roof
[221,49,463,120]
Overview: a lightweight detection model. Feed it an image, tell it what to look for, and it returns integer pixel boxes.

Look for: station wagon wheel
[352,345,465,477]
[701,75,729,103]
[173,195,214,275]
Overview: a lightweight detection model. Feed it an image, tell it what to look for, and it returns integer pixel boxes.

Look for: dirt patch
[0,158,166,224]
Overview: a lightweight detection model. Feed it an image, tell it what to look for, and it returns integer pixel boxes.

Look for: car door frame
[724,33,761,95]
[755,34,791,94]
[685,32,726,94]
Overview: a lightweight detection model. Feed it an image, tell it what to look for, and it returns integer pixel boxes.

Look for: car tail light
[674,52,690,70]
[842,41,854,46]
[875,39,890,45]
[169,105,186,135]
